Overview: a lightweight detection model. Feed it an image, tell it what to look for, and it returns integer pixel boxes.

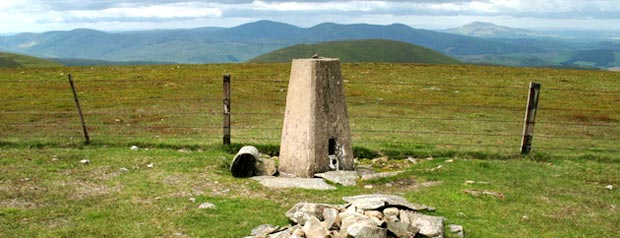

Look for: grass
[1,62,618,158]
[1,63,619,237]
[0,146,618,237]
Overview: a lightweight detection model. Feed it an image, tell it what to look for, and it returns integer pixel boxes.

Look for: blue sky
[1,0,620,33]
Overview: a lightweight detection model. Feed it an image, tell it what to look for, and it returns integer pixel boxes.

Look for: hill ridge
[0,52,62,67]
[250,39,460,64]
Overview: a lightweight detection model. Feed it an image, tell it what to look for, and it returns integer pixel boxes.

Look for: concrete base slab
[252,176,336,190]
[314,170,359,186]
[360,171,404,181]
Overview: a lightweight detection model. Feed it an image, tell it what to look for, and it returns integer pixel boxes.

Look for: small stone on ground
[448,224,464,237]
[198,202,216,209]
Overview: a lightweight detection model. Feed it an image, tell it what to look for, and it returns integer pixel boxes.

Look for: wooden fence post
[521,82,541,154]
[223,74,231,145]
[68,74,90,145]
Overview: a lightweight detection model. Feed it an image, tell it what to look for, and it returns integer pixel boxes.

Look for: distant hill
[444,22,553,39]
[49,58,174,66]
[250,39,460,64]
[563,49,620,68]
[0,52,61,67]
[0,20,538,64]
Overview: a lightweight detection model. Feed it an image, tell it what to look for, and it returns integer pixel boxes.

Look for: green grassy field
[1,63,619,237]
[1,63,618,158]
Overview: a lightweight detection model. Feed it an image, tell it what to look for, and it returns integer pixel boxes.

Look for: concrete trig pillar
[279,58,354,178]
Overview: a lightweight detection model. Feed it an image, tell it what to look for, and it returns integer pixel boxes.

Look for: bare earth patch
[56,180,122,200]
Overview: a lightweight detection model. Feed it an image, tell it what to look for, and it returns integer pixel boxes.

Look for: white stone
[79,159,90,164]
[347,223,387,238]
[302,216,330,238]
[407,212,445,238]
[198,202,216,209]
[448,224,464,238]
[285,202,336,225]
[407,157,418,164]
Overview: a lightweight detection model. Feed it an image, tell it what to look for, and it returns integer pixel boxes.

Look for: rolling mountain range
[0,20,618,69]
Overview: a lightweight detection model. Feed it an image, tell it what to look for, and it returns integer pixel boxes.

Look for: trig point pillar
[279,58,354,178]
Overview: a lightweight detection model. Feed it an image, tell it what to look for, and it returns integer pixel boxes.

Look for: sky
[1,0,620,34]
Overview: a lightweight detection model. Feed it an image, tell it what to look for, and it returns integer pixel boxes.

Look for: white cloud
[68,3,222,19]
[1,0,620,33]
[248,0,390,12]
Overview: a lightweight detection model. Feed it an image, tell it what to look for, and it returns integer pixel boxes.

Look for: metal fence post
[223,74,231,145]
[68,74,90,145]
[521,82,541,154]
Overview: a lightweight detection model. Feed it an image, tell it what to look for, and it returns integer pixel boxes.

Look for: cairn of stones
[246,194,463,238]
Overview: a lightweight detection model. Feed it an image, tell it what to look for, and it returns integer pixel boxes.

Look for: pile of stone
[246,194,463,238]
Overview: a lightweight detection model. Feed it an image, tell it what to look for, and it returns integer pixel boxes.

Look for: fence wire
[1,71,619,157]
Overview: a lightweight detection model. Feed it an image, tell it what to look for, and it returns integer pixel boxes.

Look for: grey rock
[331,230,345,238]
[302,216,330,238]
[285,202,337,225]
[383,207,400,218]
[342,194,431,211]
[269,230,292,238]
[346,223,387,238]
[354,165,375,177]
[407,212,445,238]
[322,207,339,229]
[251,224,280,236]
[369,216,385,227]
[314,170,359,186]
[290,228,305,238]
[361,171,403,181]
[364,210,384,220]
[400,210,411,225]
[252,176,336,190]
[340,214,376,237]
[255,157,278,176]
[386,218,417,238]
[344,204,361,214]
[448,224,464,238]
